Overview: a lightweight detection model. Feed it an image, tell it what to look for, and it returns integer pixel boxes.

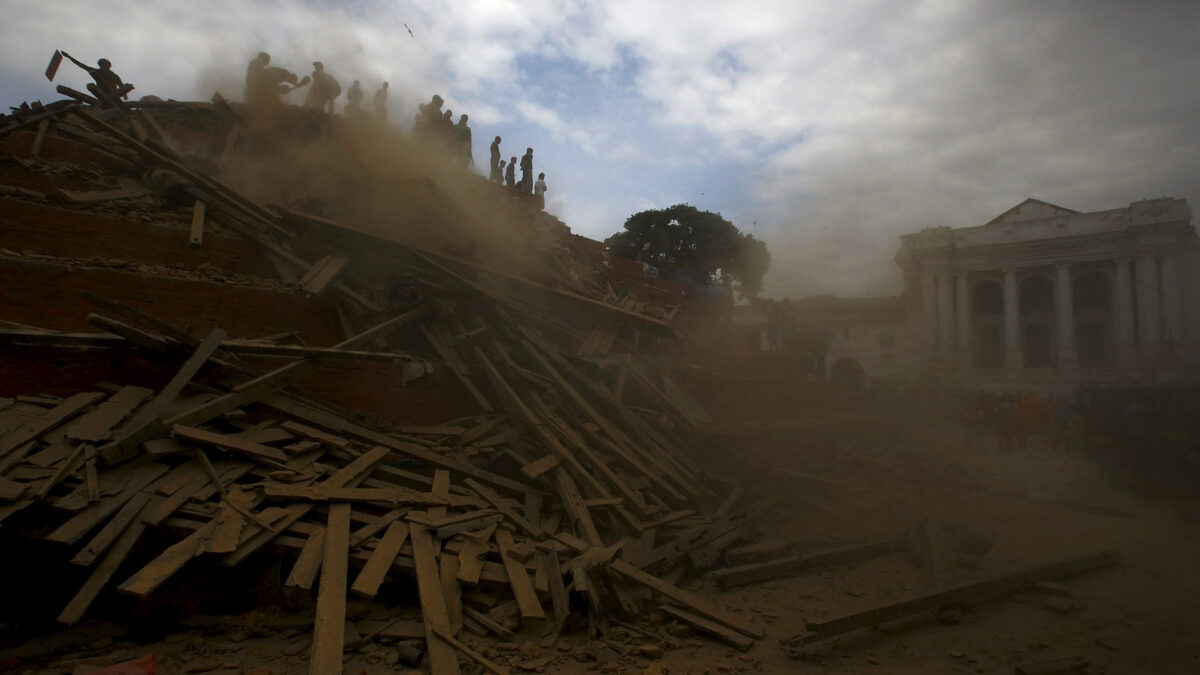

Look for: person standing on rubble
[495,159,507,184]
[244,52,270,103]
[417,95,443,136]
[534,172,547,209]
[454,114,473,165]
[489,136,502,181]
[374,82,389,121]
[505,156,517,188]
[304,62,341,114]
[60,51,132,105]
[519,148,534,193]
[441,110,455,146]
[346,80,364,113]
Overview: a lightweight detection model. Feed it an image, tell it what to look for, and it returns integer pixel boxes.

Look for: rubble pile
[0,92,770,673]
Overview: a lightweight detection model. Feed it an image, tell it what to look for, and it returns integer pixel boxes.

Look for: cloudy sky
[2,1,1197,297]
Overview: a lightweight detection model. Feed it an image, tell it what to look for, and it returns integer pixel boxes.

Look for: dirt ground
[4,408,1199,675]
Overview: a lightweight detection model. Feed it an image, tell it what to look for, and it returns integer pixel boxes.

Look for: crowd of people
[244,52,390,121]
[242,51,549,210]
[955,390,1081,452]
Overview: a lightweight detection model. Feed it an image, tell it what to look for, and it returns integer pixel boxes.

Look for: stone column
[1135,254,1160,355]
[937,271,955,361]
[1055,264,1076,368]
[1114,257,1136,364]
[922,270,938,359]
[1003,268,1021,369]
[1161,253,1181,346]
[955,273,970,365]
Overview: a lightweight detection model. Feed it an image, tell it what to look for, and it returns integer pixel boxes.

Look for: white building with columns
[821,197,1198,389]
[890,197,1199,388]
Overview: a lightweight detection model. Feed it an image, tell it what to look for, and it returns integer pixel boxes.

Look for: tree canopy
[604,204,770,298]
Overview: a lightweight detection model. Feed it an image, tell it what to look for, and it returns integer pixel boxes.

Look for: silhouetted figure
[454,114,473,165]
[304,62,341,114]
[534,172,547,209]
[440,110,455,145]
[489,136,502,180]
[494,160,506,184]
[519,148,533,193]
[374,82,389,121]
[417,95,443,136]
[346,80,364,113]
[505,156,516,188]
[244,52,270,103]
[60,51,132,105]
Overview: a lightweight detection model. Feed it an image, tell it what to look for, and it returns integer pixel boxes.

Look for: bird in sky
[404,23,414,38]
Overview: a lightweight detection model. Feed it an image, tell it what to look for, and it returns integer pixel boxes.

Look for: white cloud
[2,0,1197,299]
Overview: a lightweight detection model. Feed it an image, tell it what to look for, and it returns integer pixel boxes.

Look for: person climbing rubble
[520,147,534,193]
[489,136,502,181]
[534,172,548,209]
[454,114,473,166]
[59,51,133,105]
[304,61,341,114]
[345,80,364,113]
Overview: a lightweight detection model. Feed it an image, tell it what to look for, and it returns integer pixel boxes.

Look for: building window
[881,353,896,368]
[879,334,895,349]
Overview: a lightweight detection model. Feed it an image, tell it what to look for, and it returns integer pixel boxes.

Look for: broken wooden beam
[787,550,1121,651]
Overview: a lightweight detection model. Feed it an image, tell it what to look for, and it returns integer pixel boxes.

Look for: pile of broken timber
[0,302,767,672]
[0,97,770,673]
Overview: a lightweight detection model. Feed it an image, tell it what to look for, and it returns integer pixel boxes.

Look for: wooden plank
[262,395,531,496]
[440,552,463,632]
[285,528,326,589]
[300,254,351,296]
[47,462,169,545]
[0,392,104,459]
[427,469,451,522]
[309,503,351,675]
[520,453,560,479]
[555,468,602,546]
[207,491,250,554]
[58,520,146,625]
[350,520,409,599]
[30,119,50,157]
[333,305,428,351]
[457,539,488,584]
[495,529,545,620]
[118,328,226,434]
[71,492,153,566]
[0,475,28,502]
[222,445,391,566]
[263,484,484,508]
[791,550,1122,648]
[463,478,540,537]
[660,605,754,652]
[172,424,288,463]
[162,359,312,430]
[609,559,763,640]
[410,523,462,675]
[348,507,405,549]
[280,421,349,448]
[117,519,218,597]
[542,550,569,632]
[189,199,206,246]
[66,386,151,442]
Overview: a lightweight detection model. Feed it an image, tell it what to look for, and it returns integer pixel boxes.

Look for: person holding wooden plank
[59,51,133,106]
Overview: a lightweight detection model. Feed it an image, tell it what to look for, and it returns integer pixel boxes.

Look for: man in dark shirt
[505,156,517,188]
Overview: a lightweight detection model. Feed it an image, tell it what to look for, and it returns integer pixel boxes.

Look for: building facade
[889,197,1199,388]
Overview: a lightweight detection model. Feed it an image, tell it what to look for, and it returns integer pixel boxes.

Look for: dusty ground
[5,409,1199,675]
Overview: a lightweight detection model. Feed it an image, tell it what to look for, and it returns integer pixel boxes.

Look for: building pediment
[985,198,1079,226]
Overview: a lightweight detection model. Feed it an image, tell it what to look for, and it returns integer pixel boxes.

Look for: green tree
[604,204,770,298]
